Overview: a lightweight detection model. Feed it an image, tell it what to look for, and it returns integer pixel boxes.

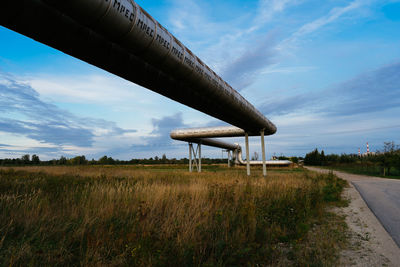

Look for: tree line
[0,154,230,166]
[304,142,400,177]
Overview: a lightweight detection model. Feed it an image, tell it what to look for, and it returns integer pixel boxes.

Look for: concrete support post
[261,130,267,177]
[245,132,250,176]
[189,143,193,172]
[198,142,202,173]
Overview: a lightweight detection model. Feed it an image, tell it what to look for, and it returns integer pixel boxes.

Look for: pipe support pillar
[198,142,202,173]
[189,143,193,172]
[261,130,267,177]
[188,142,202,173]
[245,133,250,176]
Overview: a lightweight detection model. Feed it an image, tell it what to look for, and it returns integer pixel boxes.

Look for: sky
[0,0,400,160]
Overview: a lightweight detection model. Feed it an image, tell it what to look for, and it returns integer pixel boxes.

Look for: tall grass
[324,163,400,179]
[0,166,347,266]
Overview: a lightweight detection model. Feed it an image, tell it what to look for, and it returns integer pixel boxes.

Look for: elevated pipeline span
[171,127,292,172]
[0,0,276,136]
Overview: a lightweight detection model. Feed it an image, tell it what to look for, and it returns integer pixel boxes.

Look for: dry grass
[0,166,347,266]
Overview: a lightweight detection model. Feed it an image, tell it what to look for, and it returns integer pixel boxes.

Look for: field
[322,163,400,179]
[0,165,347,266]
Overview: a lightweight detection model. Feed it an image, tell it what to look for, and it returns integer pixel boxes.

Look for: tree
[31,154,40,165]
[383,141,396,153]
[395,150,400,175]
[304,149,321,166]
[381,142,397,176]
[373,142,399,176]
[59,156,67,165]
[161,154,167,164]
[326,154,340,164]
[107,157,115,165]
[70,155,87,165]
[21,154,30,164]
[99,156,109,165]
[320,150,326,166]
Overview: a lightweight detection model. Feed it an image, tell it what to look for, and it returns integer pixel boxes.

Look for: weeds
[0,166,347,266]
[324,164,400,179]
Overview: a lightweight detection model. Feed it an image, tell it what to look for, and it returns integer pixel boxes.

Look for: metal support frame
[245,132,250,176]
[188,142,202,172]
[261,130,267,177]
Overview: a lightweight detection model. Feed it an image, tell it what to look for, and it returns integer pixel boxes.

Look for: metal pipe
[0,0,277,136]
[171,126,266,139]
[245,133,250,176]
[235,148,292,166]
[261,130,267,177]
[174,137,239,151]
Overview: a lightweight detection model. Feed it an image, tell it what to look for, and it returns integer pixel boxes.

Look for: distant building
[360,142,376,156]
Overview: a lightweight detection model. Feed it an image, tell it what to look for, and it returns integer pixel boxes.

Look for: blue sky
[0,0,400,160]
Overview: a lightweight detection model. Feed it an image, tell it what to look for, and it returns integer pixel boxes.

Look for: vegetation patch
[0,166,347,266]
[304,142,400,179]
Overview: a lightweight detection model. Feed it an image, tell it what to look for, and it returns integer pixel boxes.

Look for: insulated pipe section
[181,138,239,151]
[0,0,276,135]
[234,148,292,166]
[170,126,269,139]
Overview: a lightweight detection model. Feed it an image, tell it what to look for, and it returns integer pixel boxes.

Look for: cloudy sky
[0,0,399,160]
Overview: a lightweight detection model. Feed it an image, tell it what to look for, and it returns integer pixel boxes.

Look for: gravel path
[305,167,400,266]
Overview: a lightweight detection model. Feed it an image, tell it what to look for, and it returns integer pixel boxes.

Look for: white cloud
[261,65,316,74]
[278,0,374,52]
[27,74,139,104]
[252,0,296,29]
[166,0,295,75]
[293,0,363,38]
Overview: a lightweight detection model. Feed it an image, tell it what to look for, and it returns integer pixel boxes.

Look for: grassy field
[321,164,400,179]
[0,165,347,266]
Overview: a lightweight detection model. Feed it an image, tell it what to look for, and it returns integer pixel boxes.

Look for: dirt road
[306,167,400,266]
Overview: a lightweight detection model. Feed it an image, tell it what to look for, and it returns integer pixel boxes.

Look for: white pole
[189,143,192,172]
[198,143,202,173]
[245,133,250,176]
[261,130,267,177]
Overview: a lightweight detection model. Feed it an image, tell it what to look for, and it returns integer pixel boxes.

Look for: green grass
[0,166,348,266]
[321,164,400,179]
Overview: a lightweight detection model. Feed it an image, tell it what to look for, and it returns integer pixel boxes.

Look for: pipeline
[0,0,276,135]
[171,126,291,166]
[233,146,292,166]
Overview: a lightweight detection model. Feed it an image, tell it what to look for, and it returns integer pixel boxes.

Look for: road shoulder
[305,166,400,266]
